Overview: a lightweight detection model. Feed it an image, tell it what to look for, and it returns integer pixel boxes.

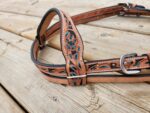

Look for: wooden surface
[0,0,150,113]
[0,86,25,113]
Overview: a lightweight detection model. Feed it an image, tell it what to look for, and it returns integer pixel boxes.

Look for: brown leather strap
[31,3,150,86]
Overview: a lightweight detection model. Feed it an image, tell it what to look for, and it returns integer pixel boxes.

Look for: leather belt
[31,3,150,86]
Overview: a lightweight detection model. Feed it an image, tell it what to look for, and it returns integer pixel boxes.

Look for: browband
[31,3,150,86]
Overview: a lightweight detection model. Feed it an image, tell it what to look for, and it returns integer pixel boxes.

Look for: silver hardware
[67,75,87,79]
[120,53,141,75]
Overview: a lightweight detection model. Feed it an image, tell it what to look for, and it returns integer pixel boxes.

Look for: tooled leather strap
[36,8,86,85]
[31,3,150,86]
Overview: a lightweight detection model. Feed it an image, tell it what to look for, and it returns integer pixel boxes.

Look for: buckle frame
[120,53,141,75]
[118,3,149,16]
[67,75,87,86]
[118,3,146,10]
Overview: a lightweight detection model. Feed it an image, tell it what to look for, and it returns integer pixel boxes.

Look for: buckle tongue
[120,53,141,75]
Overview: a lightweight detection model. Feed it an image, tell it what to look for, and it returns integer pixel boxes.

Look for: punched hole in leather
[31,3,150,86]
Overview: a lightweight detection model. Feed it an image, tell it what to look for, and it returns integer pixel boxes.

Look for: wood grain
[0,0,150,35]
[0,0,150,113]
[0,86,25,113]
[0,12,150,61]
[0,0,150,16]
[0,29,149,113]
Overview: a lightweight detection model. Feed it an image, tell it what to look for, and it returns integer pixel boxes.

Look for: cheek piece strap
[31,3,150,86]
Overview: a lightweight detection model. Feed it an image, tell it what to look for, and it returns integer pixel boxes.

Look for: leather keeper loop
[67,75,87,86]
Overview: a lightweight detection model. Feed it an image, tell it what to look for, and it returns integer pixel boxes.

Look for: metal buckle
[119,3,146,10]
[120,53,141,75]
[118,3,149,16]
[118,3,129,16]
[67,75,87,86]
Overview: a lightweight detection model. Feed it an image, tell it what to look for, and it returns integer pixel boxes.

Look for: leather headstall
[31,3,150,86]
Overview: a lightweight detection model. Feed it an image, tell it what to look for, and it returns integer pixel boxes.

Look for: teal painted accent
[75,54,78,60]
[133,61,140,67]
[78,47,80,51]
[69,41,73,45]
[70,34,73,39]
[71,45,75,49]
[100,65,109,68]
[70,72,76,76]
[65,31,69,36]
[72,46,75,49]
